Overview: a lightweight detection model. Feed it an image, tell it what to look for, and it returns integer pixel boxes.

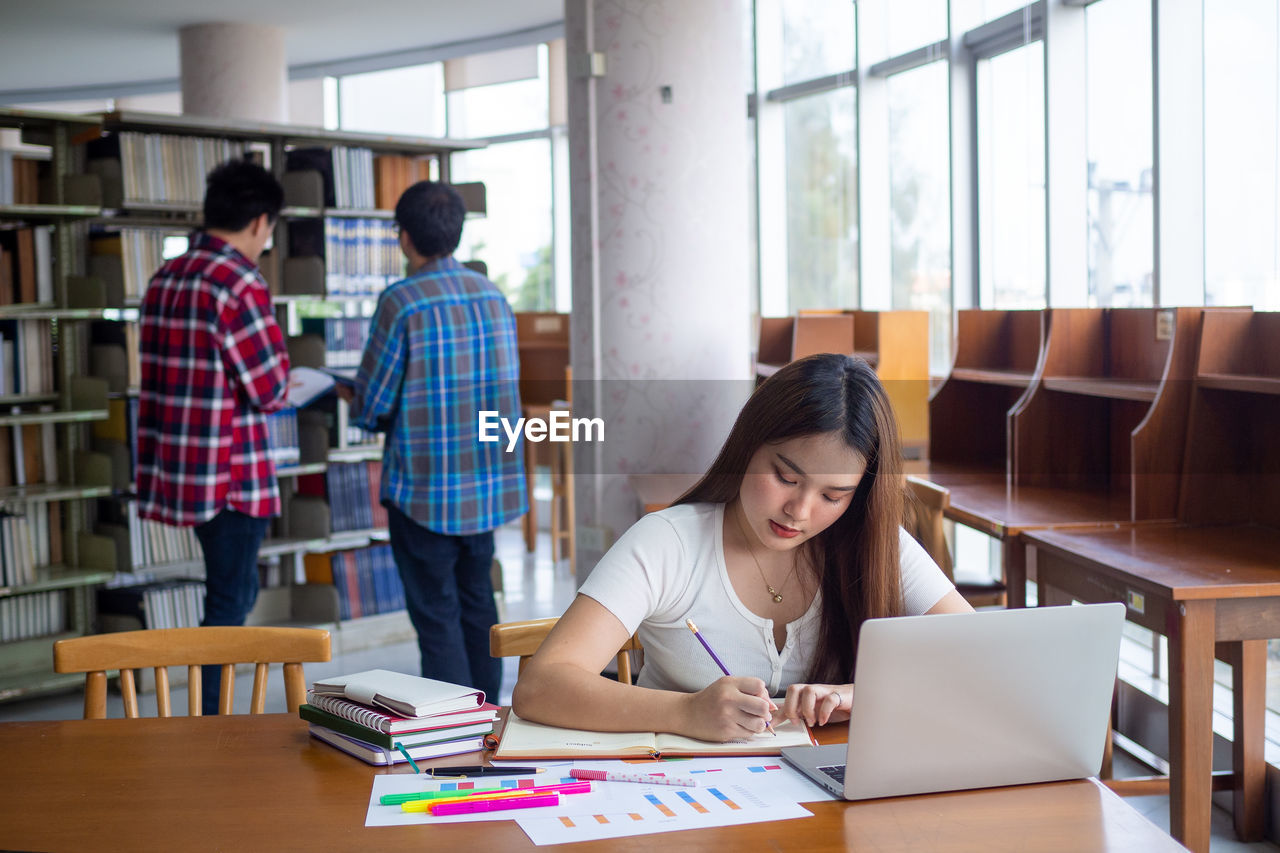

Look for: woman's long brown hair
[673,353,904,683]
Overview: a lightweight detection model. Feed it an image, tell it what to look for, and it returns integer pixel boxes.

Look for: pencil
[685,619,777,736]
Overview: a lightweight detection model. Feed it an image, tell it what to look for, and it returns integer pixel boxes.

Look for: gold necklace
[733,505,798,603]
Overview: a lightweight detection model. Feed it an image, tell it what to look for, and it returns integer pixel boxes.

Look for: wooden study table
[925,465,1135,607]
[0,713,1182,853]
[1025,523,1280,853]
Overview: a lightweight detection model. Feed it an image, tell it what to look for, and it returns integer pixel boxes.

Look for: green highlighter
[380,786,504,805]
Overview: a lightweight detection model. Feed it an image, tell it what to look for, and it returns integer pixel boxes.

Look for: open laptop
[781,602,1125,800]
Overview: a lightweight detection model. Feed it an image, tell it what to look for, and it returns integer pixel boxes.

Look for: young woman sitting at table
[512,353,973,742]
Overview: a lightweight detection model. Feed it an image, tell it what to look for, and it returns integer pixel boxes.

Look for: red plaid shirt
[135,232,291,525]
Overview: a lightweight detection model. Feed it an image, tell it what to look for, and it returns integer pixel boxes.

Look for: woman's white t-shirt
[578,502,954,696]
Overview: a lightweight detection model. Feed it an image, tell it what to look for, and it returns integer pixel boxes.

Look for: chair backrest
[490,617,642,684]
[904,475,954,580]
[53,626,332,719]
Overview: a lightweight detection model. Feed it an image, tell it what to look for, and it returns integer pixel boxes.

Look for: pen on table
[430,793,560,816]
[399,781,591,812]
[570,768,699,787]
[428,765,545,778]
[386,780,587,806]
[685,618,777,737]
[393,742,421,773]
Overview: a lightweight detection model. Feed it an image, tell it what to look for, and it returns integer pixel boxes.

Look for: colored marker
[571,768,699,787]
[431,793,560,816]
[400,781,591,812]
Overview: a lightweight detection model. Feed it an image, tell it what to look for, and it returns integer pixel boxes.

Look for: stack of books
[299,669,498,766]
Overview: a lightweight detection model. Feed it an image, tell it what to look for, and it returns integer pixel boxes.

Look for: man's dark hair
[203,158,284,231]
[395,181,466,258]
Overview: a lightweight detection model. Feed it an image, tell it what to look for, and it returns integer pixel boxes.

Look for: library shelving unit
[0,107,490,699]
[753,310,930,460]
[928,308,1046,480]
[1021,309,1280,851]
[0,108,118,700]
[96,110,483,639]
[1009,306,1203,522]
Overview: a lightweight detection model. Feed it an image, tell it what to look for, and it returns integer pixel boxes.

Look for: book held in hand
[310,669,484,718]
[492,712,815,760]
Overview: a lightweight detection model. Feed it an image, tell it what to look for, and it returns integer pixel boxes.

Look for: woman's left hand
[779,682,854,728]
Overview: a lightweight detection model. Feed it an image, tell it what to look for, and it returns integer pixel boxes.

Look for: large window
[977,41,1045,309]
[780,0,856,85]
[784,88,858,310]
[886,0,948,58]
[1086,0,1153,308]
[336,64,445,138]
[445,47,550,139]
[451,139,554,310]
[1205,0,1280,310]
[888,61,951,371]
[328,43,565,312]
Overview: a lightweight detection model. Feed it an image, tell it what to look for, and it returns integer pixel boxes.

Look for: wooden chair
[903,476,1006,608]
[490,617,642,684]
[52,626,332,719]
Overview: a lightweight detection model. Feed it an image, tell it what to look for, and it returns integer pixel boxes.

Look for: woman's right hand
[678,676,777,742]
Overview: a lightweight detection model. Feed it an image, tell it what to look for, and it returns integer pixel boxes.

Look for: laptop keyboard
[819,764,846,784]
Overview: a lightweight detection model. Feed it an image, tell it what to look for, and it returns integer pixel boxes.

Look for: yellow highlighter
[400,780,593,813]
[401,789,543,813]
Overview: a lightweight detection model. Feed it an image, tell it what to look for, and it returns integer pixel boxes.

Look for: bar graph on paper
[518,783,811,845]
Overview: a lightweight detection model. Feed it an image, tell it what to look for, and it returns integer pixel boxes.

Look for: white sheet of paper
[365,772,582,826]
[567,756,839,804]
[515,776,813,845]
[365,764,821,840]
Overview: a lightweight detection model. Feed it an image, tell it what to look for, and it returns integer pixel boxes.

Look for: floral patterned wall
[566,0,752,572]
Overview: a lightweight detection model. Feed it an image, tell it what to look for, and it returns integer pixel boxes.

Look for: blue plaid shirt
[350,256,527,535]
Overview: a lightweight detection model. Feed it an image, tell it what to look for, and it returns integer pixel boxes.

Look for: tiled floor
[0,519,1276,851]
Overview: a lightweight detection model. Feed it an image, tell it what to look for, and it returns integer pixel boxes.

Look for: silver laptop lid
[842,603,1125,800]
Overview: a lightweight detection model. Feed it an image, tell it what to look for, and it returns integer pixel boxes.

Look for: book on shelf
[492,712,815,760]
[302,544,401,620]
[0,590,66,642]
[0,226,52,306]
[298,703,496,749]
[0,152,42,206]
[97,578,205,630]
[310,669,485,718]
[306,724,486,766]
[304,690,499,735]
[265,408,300,467]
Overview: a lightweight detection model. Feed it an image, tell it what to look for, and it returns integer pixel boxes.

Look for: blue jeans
[387,504,501,702]
[195,509,270,715]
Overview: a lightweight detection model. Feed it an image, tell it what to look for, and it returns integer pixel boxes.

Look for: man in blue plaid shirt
[345,181,526,701]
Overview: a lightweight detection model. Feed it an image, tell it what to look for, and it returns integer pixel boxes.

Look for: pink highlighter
[431,793,561,816]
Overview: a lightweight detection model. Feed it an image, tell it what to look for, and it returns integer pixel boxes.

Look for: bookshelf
[0,107,487,699]
[0,109,118,700]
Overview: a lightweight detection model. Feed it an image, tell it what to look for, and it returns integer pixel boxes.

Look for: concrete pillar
[179,23,287,122]
[566,0,752,572]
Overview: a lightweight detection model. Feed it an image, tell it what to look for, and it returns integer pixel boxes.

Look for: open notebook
[493,711,814,760]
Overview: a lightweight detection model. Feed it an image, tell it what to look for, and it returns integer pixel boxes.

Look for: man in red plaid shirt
[135,159,291,714]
